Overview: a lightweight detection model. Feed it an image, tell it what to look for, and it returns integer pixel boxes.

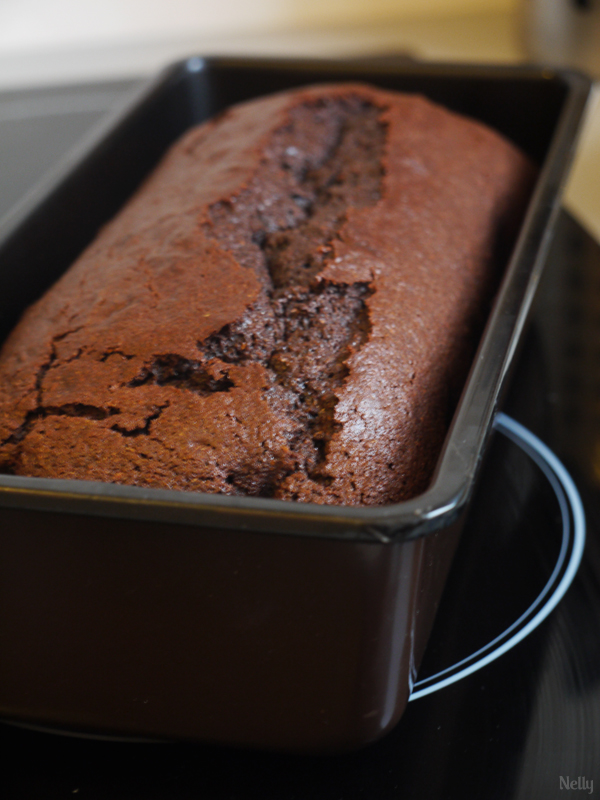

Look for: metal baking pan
[0,57,590,752]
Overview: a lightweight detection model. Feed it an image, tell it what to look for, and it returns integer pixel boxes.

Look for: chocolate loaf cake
[0,83,534,505]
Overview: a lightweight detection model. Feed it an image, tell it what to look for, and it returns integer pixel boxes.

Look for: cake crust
[0,83,534,504]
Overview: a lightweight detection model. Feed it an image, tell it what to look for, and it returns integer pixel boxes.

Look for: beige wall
[292,0,518,28]
[0,0,518,52]
[0,0,523,88]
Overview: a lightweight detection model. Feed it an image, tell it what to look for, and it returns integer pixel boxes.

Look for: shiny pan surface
[0,57,590,751]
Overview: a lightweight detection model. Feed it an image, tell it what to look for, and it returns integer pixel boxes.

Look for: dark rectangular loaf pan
[0,57,590,752]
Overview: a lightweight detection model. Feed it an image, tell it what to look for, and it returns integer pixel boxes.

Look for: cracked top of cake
[0,83,535,505]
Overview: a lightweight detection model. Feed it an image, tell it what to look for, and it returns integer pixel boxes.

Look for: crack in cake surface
[201,96,384,493]
[128,355,234,394]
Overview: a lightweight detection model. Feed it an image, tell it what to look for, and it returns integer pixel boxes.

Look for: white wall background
[0,0,518,52]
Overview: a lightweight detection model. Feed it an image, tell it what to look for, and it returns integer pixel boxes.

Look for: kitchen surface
[1,3,600,798]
